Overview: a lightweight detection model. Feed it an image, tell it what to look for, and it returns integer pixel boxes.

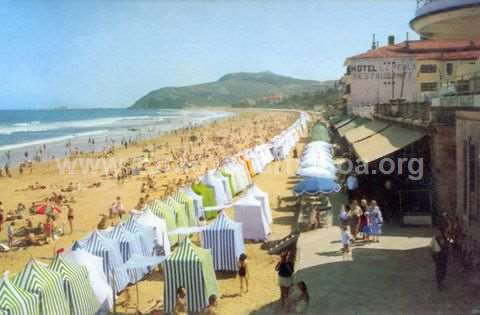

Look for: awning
[338,117,369,137]
[353,125,425,163]
[310,123,330,142]
[344,120,390,144]
[333,116,354,129]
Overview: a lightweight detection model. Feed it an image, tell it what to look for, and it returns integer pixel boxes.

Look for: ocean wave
[0,130,109,152]
[0,116,157,135]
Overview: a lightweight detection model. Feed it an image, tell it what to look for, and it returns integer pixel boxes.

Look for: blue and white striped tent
[49,254,100,315]
[100,225,149,283]
[201,212,245,271]
[0,275,39,315]
[123,217,156,257]
[163,240,219,314]
[125,210,171,256]
[12,259,70,315]
[73,230,130,293]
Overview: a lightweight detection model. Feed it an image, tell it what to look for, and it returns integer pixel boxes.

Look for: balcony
[431,94,480,107]
[411,0,480,39]
[374,101,432,125]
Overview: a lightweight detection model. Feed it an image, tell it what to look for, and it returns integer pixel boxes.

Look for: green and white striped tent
[163,240,219,314]
[172,191,197,227]
[12,259,70,315]
[166,197,190,228]
[150,199,178,245]
[0,275,39,315]
[49,254,100,315]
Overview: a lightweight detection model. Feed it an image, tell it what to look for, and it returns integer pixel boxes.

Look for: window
[456,80,470,93]
[446,63,454,76]
[420,82,438,92]
[419,64,437,73]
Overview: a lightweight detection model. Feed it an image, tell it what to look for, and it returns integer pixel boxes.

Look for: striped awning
[50,255,100,315]
[344,120,390,144]
[353,125,426,163]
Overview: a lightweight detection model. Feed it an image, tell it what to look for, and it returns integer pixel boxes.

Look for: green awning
[344,120,390,143]
[338,117,369,137]
[333,116,354,129]
[310,123,331,142]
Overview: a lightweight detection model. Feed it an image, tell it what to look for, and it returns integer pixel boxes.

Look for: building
[344,38,480,116]
[411,0,480,40]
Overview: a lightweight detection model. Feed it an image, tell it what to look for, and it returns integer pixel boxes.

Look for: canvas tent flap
[353,125,425,163]
[0,277,40,315]
[344,120,390,143]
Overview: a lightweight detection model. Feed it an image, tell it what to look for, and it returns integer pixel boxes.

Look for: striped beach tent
[63,248,114,312]
[49,255,100,315]
[125,210,171,256]
[163,240,219,314]
[181,186,204,219]
[100,225,148,283]
[123,217,155,257]
[73,230,130,293]
[150,200,178,245]
[0,275,39,315]
[166,197,190,228]
[202,212,245,271]
[172,191,197,226]
[12,259,69,315]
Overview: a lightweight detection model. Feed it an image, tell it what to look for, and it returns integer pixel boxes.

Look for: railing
[374,101,431,122]
[416,0,480,16]
[431,94,480,107]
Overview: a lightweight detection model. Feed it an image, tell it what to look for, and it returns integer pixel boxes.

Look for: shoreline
[0,109,235,169]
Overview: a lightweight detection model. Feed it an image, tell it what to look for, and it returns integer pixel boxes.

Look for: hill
[130,71,336,109]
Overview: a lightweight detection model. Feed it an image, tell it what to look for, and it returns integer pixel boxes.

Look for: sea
[0,108,234,166]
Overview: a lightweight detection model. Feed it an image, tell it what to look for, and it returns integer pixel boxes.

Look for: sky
[0,0,419,109]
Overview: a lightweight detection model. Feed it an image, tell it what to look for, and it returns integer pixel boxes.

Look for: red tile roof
[348,38,480,61]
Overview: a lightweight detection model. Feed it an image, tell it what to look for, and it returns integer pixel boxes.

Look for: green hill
[130,71,336,109]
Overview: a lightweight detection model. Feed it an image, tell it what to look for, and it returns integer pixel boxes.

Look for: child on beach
[7,222,15,247]
[341,225,352,259]
[238,253,249,293]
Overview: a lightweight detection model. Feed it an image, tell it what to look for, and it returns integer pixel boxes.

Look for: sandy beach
[0,109,302,314]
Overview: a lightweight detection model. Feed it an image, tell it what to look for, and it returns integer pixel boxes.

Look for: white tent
[63,249,114,312]
[202,171,229,206]
[247,184,273,224]
[213,171,233,202]
[129,209,171,256]
[297,166,337,179]
[181,186,205,219]
[234,195,271,240]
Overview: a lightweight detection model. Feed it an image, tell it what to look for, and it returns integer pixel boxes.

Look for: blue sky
[0,0,418,109]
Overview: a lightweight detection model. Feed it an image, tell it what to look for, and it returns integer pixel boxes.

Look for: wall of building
[345,57,417,114]
[430,125,457,216]
[456,111,480,237]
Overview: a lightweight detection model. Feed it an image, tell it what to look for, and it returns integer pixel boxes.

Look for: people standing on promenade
[368,200,383,243]
[275,251,294,310]
[341,225,352,260]
[360,199,369,241]
[339,204,350,228]
[431,229,449,291]
[349,200,362,241]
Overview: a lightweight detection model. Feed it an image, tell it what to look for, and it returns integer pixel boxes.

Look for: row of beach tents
[0,112,310,315]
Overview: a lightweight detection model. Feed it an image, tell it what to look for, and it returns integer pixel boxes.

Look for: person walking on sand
[67,205,74,234]
[110,196,124,220]
[431,229,449,291]
[341,225,352,260]
[0,202,4,232]
[276,252,294,310]
[238,253,249,294]
[7,221,15,247]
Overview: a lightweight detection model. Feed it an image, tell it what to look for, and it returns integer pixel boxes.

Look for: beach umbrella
[293,177,341,195]
[163,240,219,314]
[12,259,70,315]
[49,254,100,315]
[35,204,61,215]
[202,212,245,271]
[0,274,40,315]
